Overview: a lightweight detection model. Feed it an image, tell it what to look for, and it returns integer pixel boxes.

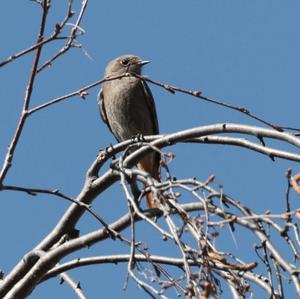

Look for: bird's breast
[103,78,154,141]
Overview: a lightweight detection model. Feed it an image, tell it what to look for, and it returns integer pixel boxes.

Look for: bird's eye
[121,59,129,66]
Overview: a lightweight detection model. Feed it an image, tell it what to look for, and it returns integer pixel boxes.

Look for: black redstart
[98,54,160,208]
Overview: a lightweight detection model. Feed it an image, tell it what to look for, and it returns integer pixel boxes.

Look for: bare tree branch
[59,272,87,299]
[0,0,50,184]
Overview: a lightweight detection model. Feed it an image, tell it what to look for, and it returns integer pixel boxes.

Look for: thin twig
[0,0,74,68]
[0,0,50,184]
[37,0,88,73]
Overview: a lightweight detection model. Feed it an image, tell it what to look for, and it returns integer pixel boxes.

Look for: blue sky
[1,1,300,298]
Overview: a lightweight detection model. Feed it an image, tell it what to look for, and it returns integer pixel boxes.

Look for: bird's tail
[137,152,161,208]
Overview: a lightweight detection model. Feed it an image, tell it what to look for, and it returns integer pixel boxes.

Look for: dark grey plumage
[98,55,160,208]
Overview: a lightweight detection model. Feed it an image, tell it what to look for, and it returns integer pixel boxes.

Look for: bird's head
[105,54,150,76]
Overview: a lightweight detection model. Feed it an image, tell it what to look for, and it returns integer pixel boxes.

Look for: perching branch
[2,122,300,297]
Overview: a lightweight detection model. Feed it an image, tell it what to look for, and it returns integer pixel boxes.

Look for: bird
[98,54,160,208]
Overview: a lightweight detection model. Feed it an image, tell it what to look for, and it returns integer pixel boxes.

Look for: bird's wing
[140,80,161,172]
[97,88,114,135]
[98,88,107,123]
[141,80,159,134]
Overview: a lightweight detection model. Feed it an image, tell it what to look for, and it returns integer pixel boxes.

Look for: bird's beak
[138,60,150,66]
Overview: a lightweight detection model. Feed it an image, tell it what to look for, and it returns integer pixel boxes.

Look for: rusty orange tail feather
[137,153,160,208]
